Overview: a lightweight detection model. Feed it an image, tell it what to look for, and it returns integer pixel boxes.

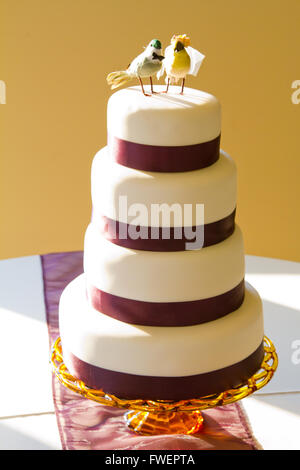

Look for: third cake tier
[84,223,245,326]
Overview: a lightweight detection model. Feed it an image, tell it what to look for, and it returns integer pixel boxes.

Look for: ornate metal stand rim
[50,335,278,414]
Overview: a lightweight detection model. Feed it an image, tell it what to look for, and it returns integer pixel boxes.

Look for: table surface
[0,253,299,450]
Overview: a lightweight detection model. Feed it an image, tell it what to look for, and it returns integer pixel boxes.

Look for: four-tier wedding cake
[59,85,264,400]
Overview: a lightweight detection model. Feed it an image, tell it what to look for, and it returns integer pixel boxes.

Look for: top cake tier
[107,86,221,172]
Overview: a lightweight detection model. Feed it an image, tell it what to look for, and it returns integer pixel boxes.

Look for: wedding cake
[59,86,264,400]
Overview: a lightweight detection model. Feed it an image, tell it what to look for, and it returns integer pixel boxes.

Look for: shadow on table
[255,298,300,403]
[0,420,55,450]
[245,255,300,274]
[0,255,49,323]
[249,392,300,418]
[0,253,83,323]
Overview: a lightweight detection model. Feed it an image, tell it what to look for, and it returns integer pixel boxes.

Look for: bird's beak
[158,55,165,61]
[174,41,184,52]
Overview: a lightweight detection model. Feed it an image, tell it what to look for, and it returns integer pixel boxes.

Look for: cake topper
[106,39,164,96]
[158,34,205,94]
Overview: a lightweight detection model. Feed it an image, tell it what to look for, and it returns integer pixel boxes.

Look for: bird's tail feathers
[106,70,133,90]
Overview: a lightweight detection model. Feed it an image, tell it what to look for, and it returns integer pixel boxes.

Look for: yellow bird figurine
[158,34,205,94]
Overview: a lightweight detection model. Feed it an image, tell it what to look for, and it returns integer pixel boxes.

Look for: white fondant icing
[83,224,245,302]
[59,275,264,377]
[59,85,265,390]
[107,86,221,146]
[91,147,236,226]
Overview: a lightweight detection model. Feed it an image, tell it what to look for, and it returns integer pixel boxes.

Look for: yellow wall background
[1,0,300,261]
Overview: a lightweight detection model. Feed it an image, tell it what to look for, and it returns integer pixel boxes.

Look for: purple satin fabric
[42,251,261,450]
[87,280,245,326]
[108,134,221,172]
[98,209,236,251]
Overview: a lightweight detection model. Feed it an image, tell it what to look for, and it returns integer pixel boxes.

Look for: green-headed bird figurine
[107,39,164,96]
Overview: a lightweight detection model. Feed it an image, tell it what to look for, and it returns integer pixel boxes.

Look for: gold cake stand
[51,336,277,435]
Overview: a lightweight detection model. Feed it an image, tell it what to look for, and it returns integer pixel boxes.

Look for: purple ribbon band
[98,210,236,252]
[108,134,221,172]
[64,341,264,400]
[87,279,245,327]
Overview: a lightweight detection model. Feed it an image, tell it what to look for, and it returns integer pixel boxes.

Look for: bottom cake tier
[59,274,264,400]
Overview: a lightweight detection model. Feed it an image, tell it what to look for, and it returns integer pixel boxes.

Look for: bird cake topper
[158,34,205,94]
[106,39,165,96]
[106,35,205,96]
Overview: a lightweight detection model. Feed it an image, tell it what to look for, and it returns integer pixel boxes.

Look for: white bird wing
[156,45,173,79]
[186,47,205,76]
[127,51,145,75]
[156,61,164,79]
